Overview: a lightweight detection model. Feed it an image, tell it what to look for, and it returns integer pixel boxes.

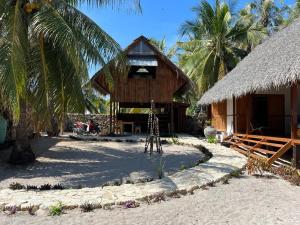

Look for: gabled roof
[199,18,300,105]
[92,36,191,95]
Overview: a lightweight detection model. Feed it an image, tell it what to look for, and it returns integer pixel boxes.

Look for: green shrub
[207,136,217,144]
[9,182,24,190]
[49,202,64,216]
[179,165,186,171]
[80,202,95,212]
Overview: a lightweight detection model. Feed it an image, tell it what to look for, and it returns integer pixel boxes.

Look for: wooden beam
[246,95,252,134]
[291,83,298,139]
[233,96,236,133]
[109,99,112,134]
[268,141,293,165]
[171,102,174,135]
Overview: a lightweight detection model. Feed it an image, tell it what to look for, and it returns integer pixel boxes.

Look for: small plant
[39,184,52,191]
[207,181,216,187]
[9,182,24,190]
[28,205,37,216]
[230,170,241,178]
[124,200,140,209]
[152,193,166,203]
[179,164,186,171]
[207,136,217,144]
[26,185,38,191]
[48,202,64,216]
[80,202,95,212]
[171,137,179,145]
[222,177,230,184]
[7,205,17,215]
[52,184,65,190]
[156,157,165,179]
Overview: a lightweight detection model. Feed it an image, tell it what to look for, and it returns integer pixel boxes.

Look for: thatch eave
[198,18,300,105]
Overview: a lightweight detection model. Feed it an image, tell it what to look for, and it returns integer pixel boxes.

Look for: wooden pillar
[291,83,299,168]
[171,102,174,135]
[233,96,236,133]
[246,95,252,134]
[291,83,298,139]
[113,101,116,133]
[109,99,112,134]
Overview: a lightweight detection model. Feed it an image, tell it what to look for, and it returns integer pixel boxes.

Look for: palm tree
[178,0,249,95]
[238,4,268,52]
[0,0,140,164]
[149,37,177,58]
[244,0,289,33]
[287,0,300,23]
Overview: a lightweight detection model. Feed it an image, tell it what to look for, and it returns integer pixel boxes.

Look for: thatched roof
[199,18,300,105]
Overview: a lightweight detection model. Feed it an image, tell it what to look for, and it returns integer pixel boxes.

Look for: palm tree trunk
[9,100,35,164]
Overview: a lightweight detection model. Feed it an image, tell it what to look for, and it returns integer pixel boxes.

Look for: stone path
[0,135,247,213]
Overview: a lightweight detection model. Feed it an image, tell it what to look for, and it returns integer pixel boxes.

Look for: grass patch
[49,202,64,216]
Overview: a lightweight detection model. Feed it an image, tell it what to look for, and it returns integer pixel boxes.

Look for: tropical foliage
[177,0,298,115]
[0,0,140,163]
[0,0,140,124]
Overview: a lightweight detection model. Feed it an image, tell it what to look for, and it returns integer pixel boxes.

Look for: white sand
[0,173,299,225]
[0,137,204,188]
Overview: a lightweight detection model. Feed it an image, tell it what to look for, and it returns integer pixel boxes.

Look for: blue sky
[79,0,296,75]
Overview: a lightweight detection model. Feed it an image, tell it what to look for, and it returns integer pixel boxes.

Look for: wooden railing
[224,133,299,166]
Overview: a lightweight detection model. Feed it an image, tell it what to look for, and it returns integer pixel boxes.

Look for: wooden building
[92,36,191,134]
[199,19,300,168]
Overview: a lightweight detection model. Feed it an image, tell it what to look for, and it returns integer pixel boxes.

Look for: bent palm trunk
[9,101,35,164]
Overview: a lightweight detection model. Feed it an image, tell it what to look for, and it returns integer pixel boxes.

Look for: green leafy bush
[207,136,217,144]
[49,202,64,216]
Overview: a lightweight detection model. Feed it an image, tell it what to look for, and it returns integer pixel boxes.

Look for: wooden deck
[224,133,300,166]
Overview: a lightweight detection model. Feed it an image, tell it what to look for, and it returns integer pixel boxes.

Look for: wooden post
[291,83,299,168]
[246,95,252,134]
[233,96,236,133]
[113,101,116,133]
[109,99,112,134]
[171,102,174,135]
[291,83,297,139]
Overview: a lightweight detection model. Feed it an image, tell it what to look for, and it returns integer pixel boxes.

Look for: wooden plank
[268,141,293,165]
[234,137,283,148]
[231,147,266,160]
[233,133,292,143]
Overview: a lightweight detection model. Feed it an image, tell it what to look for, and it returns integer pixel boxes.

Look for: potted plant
[203,120,217,139]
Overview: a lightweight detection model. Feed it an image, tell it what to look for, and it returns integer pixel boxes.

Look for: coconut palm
[0,0,140,164]
[245,0,289,33]
[149,37,177,59]
[178,0,249,95]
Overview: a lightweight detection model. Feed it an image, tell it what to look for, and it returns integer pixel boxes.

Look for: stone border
[0,135,247,213]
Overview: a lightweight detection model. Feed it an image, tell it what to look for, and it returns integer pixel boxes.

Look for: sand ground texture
[0,173,299,225]
[0,138,204,188]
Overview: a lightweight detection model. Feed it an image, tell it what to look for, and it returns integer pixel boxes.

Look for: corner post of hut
[291,83,300,168]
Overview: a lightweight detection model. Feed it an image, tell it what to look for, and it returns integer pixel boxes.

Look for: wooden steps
[225,133,295,166]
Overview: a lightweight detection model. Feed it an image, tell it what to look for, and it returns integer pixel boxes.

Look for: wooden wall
[211,100,227,131]
[96,58,186,103]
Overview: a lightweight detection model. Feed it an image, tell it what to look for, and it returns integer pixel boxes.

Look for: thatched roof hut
[199,18,300,105]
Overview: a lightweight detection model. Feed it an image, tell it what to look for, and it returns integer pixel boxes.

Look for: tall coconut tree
[178,0,250,95]
[0,0,140,164]
[244,0,289,33]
